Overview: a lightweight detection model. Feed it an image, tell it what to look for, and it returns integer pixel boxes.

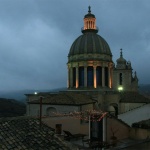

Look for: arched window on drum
[46,107,57,116]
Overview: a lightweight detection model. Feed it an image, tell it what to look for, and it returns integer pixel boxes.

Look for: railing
[81,26,99,32]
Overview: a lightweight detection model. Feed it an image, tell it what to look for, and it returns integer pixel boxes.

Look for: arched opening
[46,107,57,116]
[79,67,84,87]
[87,66,93,87]
[109,103,118,117]
[119,73,123,85]
[105,67,108,87]
[108,106,115,116]
[96,66,102,86]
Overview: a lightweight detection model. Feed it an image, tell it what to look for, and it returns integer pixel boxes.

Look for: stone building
[26,7,150,140]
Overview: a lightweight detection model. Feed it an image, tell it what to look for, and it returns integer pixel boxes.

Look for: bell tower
[113,49,138,91]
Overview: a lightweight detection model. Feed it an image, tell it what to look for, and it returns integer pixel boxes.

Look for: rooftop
[0,117,75,150]
[27,92,96,105]
[120,92,150,103]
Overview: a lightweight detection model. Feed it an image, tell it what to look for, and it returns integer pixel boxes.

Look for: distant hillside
[0,98,26,118]
[139,84,150,98]
[139,84,150,92]
[0,85,149,102]
[0,88,67,102]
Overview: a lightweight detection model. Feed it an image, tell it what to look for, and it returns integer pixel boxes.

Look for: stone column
[102,66,105,87]
[108,66,111,88]
[109,65,113,88]
[70,67,73,87]
[76,66,79,88]
[109,64,113,88]
[93,66,97,88]
[103,117,107,145]
[84,66,87,87]
[67,66,70,88]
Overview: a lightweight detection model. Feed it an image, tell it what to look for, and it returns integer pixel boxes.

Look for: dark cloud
[0,0,149,92]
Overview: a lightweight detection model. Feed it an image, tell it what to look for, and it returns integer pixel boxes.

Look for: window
[119,73,123,85]
[79,67,84,87]
[46,107,57,116]
[105,67,108,87]
[87,66,93,86]
[96,66,102,86]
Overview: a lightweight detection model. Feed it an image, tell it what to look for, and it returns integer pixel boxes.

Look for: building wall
[26,103,80,117]
[106,117,130,142]
[42,117,89,135]
[81,104,94,111]
[118,104,150,126]
[130,128,150,139]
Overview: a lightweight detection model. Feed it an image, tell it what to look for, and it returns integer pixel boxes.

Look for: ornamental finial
[88,6,91,13]
[120,48,123,57]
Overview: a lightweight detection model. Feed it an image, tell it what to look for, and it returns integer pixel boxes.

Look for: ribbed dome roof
[68,32,112,56]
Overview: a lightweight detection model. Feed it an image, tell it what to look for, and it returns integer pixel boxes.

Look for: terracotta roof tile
[28,92,96,105]
[0,117,74,150]
[120,92,150,103]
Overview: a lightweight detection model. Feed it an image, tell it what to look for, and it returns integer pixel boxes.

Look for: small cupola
[116,49,127,69]
[82,6,98,33]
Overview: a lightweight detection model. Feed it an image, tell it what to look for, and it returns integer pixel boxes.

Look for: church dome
[68,6,112,63]
[67,7,114,89]
[68,32,112,57]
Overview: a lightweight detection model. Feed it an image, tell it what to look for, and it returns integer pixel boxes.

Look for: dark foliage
[0,98,26,117]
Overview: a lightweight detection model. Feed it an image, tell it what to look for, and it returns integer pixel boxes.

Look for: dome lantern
[82,6,98,33]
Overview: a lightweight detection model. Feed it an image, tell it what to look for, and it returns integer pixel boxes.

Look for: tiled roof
[0,117,75,150]
[120,92,150,103]
[27,92,96,105]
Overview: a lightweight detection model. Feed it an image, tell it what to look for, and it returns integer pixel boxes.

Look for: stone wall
[106,117,130,142]
[42,117,89,135]
[27,103,79,116]
[130,128,150,139]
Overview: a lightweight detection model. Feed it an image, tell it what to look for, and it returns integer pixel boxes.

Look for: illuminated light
[34,92,37,95]
[118,86,123,91]
[67,79,69,88]
[94,68,97,88]
[76,79,78,88]
[109,79,112,88]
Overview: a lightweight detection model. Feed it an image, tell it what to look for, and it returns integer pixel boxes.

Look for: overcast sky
[0,0,150,92]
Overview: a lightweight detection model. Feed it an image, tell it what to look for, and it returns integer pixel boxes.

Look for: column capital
[108,62,113,68]
[93,65,97,68]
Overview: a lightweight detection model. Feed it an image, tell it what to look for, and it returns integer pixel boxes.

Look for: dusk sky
[0,0,150,92]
